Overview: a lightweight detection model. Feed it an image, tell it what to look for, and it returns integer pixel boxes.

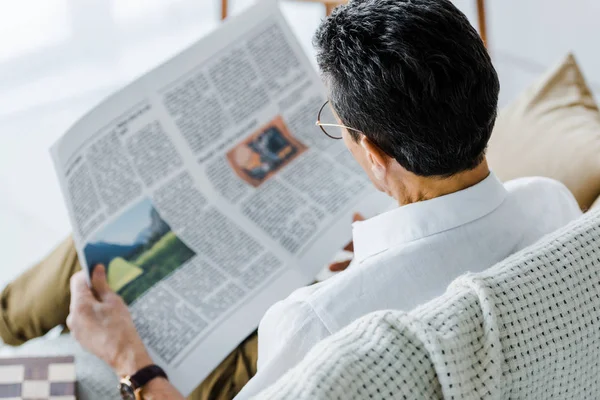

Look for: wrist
[140,376,170,398]
[114,348,154,378]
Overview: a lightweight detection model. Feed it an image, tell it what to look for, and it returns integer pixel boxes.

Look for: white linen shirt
[236,173,582,399]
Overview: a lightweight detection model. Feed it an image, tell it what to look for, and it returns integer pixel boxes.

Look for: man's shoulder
[504,176,574,200]
[504,176,570,194]
[504,176,578,206]
[503,176,582,226]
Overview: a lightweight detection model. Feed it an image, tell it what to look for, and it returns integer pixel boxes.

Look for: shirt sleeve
[234,290,331,399]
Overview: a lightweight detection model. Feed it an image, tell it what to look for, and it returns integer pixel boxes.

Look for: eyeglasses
[316,100,362,140]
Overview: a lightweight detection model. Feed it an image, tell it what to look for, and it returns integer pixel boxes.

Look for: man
[1,0,582,399]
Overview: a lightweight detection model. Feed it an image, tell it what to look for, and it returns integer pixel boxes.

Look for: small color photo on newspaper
[83,197,195,304]
[226,116,307,187]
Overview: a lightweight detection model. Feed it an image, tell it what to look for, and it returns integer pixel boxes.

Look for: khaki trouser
[0,236,258,400]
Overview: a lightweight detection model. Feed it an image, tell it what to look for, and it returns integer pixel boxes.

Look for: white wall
[486,0,600,106]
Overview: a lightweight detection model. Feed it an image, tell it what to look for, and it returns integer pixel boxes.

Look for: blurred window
[0,0,69,62]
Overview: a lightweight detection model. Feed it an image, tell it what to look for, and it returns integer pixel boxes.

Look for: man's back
[310,175,581,329]
[238,174,582,398]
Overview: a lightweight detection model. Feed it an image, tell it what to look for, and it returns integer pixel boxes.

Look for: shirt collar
[352,172,507,263]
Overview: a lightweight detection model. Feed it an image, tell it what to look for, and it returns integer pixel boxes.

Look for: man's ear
[360,136,388,180]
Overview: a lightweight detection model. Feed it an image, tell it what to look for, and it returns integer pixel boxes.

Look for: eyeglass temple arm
[316,121,362,133]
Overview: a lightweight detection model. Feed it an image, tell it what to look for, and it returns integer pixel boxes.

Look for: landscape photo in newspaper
[83,197,195,304]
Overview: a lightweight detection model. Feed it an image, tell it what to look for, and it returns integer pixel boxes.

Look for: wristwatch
[119,365,168,400]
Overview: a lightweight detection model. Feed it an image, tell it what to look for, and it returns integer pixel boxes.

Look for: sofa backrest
[254,210,600,399]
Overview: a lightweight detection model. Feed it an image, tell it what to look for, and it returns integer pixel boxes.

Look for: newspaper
[51,0,391,395]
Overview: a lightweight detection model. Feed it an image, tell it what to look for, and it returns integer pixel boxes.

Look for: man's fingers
[343,241,354,252]
[70,270,88,292]
[91,264,112,300]
[70,270,92,308]
[66,314,74,330]
[329,259,352,272]
[68,271,93,333]
[353,213,365,223]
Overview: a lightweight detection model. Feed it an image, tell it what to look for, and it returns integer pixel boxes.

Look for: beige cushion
[488,53,600,210]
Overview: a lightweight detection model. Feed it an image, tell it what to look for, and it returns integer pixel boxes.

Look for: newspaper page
[51,0,392,395]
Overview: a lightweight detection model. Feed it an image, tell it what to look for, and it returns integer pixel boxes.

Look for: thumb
[353,213,365,223]
[91,264,112,300]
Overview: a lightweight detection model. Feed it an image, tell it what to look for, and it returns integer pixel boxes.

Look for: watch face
[119,382,136,400]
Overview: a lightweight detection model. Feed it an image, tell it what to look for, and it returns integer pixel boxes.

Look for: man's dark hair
[314,0,500,176]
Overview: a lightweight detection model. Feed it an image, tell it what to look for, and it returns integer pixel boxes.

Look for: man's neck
[391,159,490,206]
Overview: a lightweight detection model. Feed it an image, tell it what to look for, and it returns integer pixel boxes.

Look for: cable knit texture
[254,210,600,399]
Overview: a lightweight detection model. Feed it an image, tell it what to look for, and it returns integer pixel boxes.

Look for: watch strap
[130,365,168,390]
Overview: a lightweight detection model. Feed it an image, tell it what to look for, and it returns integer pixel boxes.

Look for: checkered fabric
[254,210,600,399]
[0,356,76,400]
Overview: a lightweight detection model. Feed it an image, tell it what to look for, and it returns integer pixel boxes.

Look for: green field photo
[118,231,195,304]
[106,257,143,292]
[83,198,196,305]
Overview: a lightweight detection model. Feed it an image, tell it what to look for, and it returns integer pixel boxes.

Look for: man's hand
[328,213,365,272]
[67,265,153,377]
